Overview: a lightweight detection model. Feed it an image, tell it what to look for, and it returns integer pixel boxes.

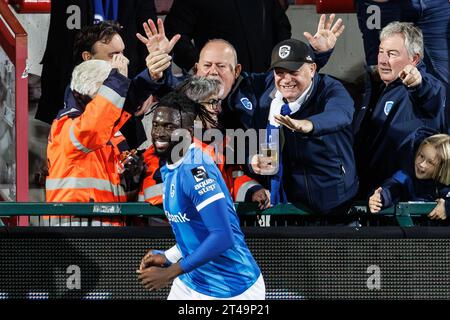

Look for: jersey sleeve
[178,160,235,273]
[181,162,226,212]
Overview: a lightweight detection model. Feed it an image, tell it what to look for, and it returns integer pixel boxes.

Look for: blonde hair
[70,59,112,98]
[417,134,450,185]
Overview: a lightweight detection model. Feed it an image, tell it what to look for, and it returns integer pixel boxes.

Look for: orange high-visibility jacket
[139,138,262,205]
[46,70,131,203]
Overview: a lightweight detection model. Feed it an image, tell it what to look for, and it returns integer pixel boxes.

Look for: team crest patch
[384,101,394,115]
[279,45,291,59]
[240,97,253,110]
[170,184,175,198]
[191,166,209,182]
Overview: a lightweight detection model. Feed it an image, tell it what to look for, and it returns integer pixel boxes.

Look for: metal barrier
[0,201,443,227]
[0,1,28,227]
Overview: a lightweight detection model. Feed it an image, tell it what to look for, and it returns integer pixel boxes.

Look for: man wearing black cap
[252,38,359,216]
[138,14,344,132]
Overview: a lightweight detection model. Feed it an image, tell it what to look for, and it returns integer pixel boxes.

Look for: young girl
[369,133,450,220]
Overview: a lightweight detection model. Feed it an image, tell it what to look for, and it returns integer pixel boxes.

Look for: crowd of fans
[38,0,450,226]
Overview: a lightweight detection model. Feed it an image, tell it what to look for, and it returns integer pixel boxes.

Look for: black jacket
[37,0,157,148]
[164,0,291,73]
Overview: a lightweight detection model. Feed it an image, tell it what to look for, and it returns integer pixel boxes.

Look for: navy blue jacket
[221,50,332,131]
[380,170,450,215]
[354,61,446,196]
[279,73,358,213]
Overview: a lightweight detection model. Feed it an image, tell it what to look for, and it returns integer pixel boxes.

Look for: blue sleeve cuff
[103,69,131,98]
[444,199,450,217]
[380,188,392,208]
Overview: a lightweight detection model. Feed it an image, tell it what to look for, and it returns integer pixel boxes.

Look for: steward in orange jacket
[45,59,132,225]
[139,138,265,206]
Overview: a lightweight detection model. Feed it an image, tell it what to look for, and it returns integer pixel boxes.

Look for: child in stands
[369,132,450,220]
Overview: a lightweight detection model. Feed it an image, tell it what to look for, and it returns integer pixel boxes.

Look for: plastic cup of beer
[259,142,279,174]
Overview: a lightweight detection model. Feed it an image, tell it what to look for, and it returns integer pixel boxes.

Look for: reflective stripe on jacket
[46,69,131,203]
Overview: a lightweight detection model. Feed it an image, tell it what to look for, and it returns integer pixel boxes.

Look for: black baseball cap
[270,39,315,71]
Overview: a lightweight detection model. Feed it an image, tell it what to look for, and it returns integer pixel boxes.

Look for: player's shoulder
[182,144,217,168]
[179,147,219,183]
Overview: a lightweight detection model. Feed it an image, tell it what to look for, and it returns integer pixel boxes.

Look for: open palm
[304,14,345,53]
[136,18,180,54]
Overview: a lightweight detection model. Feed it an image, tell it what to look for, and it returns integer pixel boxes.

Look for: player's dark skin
[137,252,184,291]
[150,106,193,164]
[151,106,269,209]
[138,106,188,290]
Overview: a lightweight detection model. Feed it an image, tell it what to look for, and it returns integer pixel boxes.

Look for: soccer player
[137,92,265,300]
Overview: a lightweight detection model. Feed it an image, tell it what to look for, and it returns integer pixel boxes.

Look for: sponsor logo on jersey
[194,178,216,195]
[384,101,394,116]
[165,211,190,223]
[240,97,253,110]
[191,166,209,182]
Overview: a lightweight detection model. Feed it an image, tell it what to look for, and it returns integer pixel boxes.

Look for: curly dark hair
[73,21,122,66]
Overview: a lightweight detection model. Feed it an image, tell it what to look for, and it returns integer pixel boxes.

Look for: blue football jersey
[161,144,261,298]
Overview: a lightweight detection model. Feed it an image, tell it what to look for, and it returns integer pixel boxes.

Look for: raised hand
[274,114,314,133]
[304,14,345,53]
[399,64,422,88]
[136,18,181,54]
[368,187,383,213]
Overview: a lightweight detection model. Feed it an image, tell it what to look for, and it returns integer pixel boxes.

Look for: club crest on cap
[279,45,291,59]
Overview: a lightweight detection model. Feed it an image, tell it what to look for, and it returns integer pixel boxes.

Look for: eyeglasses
[200,98,222,106]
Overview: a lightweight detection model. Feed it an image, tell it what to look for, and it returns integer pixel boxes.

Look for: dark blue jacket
[279,73,358,213]
[380,170,450,216]
[354,61,446,196]
[222,50,332,131]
